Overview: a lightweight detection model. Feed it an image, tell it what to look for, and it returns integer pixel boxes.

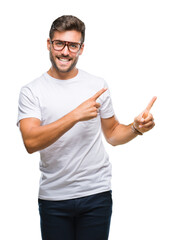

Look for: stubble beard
[49,50,79,73]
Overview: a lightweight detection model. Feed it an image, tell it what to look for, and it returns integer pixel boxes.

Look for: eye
[55,41,64,47]
[69,43,78,49]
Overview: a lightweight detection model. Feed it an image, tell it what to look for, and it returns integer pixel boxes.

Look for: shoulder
[20,73,46,95]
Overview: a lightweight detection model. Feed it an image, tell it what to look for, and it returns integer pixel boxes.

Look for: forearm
[23,110,78,153]
[108,123,139,146]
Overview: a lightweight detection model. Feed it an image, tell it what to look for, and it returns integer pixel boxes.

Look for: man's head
[47,16,85,77]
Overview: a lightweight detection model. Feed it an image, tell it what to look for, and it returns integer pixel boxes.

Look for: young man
[17,15,156,240]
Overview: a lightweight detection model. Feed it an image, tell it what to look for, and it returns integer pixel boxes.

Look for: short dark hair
[49,15,85,43]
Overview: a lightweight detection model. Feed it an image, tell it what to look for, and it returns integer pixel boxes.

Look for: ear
[79,43,84,56]
[47,38,51,51]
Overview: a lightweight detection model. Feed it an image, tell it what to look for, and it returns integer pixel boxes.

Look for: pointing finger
[143,96,157,119]
[91,88,108,100]
[146,96,157,112]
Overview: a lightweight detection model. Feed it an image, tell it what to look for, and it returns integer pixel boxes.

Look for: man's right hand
[73,88,107,121]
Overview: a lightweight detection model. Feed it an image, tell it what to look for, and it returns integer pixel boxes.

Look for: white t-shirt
[17,69,115,200]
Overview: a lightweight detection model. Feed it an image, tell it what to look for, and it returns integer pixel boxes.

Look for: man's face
[47,30,84,74]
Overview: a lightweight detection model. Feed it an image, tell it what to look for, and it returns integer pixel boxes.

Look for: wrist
[131,123,143,135]
[70,109,81,123]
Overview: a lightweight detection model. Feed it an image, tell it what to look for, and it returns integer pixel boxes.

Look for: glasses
[51,40,82,53]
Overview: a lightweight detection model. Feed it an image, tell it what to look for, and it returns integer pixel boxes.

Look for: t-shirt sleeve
[99,80,115,119]
[17,86,42,126]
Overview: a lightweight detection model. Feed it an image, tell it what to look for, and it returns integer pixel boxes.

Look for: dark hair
[49,15,85,43]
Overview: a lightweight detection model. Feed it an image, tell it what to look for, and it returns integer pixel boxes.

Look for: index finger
[146,96,157,112]
[91,88,108,100]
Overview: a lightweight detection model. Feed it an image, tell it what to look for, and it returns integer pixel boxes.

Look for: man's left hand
[133,96,157,134]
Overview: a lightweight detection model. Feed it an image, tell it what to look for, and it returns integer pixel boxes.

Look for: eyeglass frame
[50,39,83,53]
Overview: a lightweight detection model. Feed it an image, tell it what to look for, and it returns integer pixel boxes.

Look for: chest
[38,83,101,125]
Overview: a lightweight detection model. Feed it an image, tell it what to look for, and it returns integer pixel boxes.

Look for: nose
[61,44,70,56]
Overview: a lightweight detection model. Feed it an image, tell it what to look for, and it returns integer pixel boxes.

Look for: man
[17,15,156,240]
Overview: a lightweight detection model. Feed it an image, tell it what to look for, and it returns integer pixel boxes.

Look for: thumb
[134,111,144,126]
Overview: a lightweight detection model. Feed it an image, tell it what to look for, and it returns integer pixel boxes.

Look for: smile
[57,57,72,62]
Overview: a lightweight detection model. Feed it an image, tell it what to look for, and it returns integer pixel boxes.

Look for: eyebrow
[52,40,81,44]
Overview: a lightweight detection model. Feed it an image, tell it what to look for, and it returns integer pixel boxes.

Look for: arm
[101,97,157,146]
[19,88,107,154]
[20,112,78,154]
[101,116,138,146]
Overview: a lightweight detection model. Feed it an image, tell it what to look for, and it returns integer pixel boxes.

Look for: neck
[47,67,78,80]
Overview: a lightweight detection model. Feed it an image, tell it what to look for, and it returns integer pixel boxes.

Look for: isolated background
[1,0,173,239]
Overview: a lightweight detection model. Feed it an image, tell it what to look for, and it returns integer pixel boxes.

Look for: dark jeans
[38,190,112,240]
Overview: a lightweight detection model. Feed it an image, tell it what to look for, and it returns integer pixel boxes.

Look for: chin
[57,66,73,73]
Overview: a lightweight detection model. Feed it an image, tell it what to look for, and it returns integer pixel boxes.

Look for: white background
[0,0,173,239]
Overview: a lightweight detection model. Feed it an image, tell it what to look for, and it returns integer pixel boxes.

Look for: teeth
[59,58,70,62]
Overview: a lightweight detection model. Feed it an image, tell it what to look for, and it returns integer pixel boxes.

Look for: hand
[73,88,107,121]
[133,96,157,134]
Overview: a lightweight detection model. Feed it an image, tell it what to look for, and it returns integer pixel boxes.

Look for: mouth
[57,57,72,63]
